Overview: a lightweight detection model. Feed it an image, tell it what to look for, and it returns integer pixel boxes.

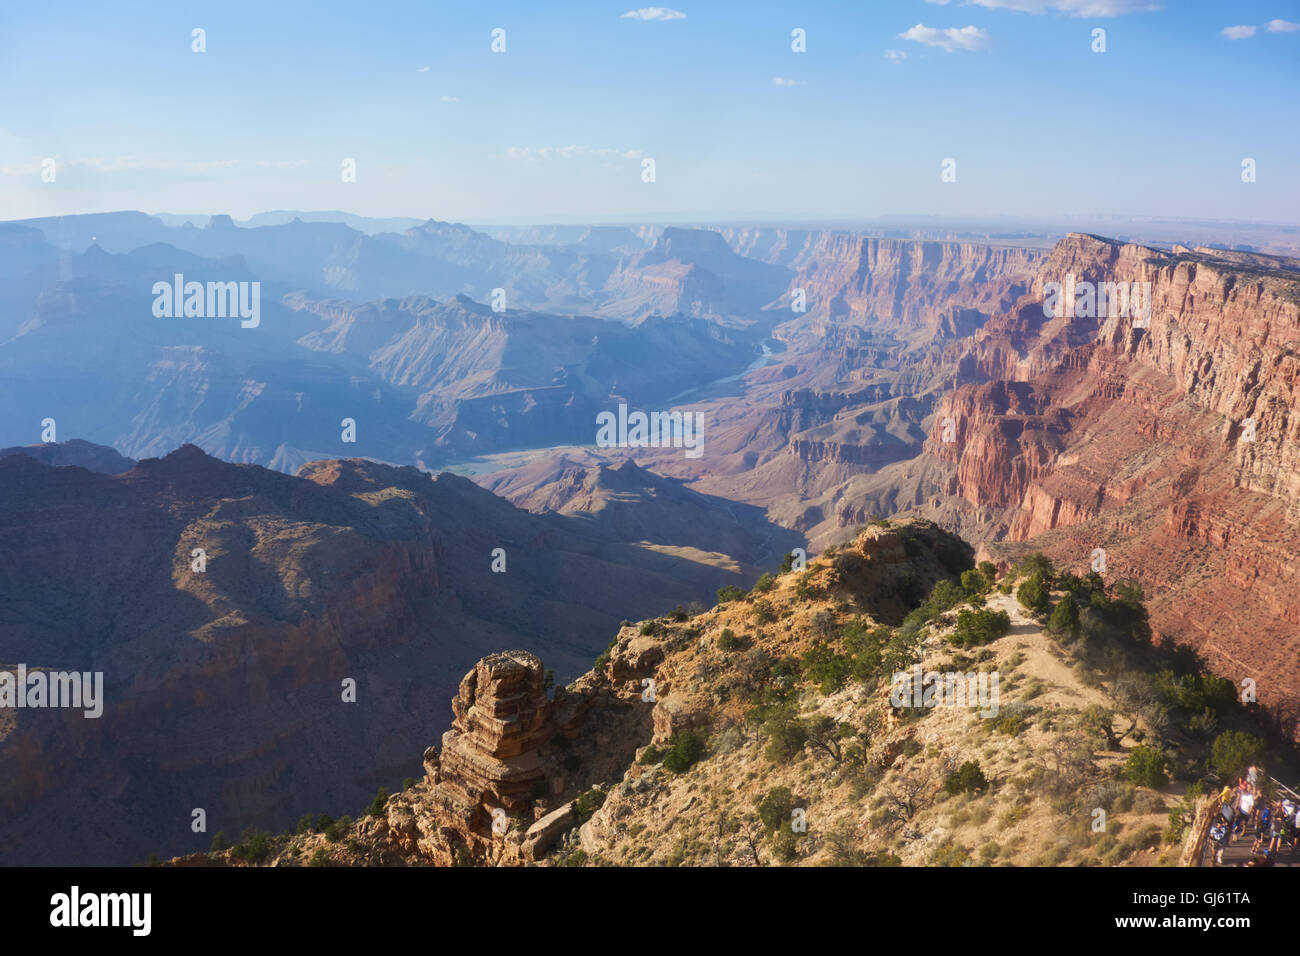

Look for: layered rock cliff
[727,230,1044,344]
[888,235,1300,707]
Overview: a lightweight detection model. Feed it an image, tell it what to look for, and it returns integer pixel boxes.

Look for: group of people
[1208,765,1300,866]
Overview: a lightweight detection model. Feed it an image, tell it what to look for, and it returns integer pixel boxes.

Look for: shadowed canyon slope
[0,441,795,865]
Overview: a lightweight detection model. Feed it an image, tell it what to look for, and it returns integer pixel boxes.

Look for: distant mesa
[0,439,135,474]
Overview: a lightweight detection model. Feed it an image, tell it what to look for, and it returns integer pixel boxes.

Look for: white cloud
[416,66,430,73]
[899,24,991,52]
[1267,19,1300,32]
[621,7,686,20]
[884,49,908,62]
[440,95,459,102]
[772,76,798,86]
[925,0,1160,14]
[1221,25,1257,39]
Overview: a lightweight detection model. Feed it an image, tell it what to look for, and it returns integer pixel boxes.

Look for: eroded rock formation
[374,645,655,865]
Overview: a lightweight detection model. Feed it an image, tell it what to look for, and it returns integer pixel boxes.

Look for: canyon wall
[906,234,1300,707]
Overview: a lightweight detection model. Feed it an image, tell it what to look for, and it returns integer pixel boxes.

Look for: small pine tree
[1211,730,1265,783]
[1048,595,1081,639]
[663,729,708,773]
[1125,746,1168,788]
[756,786,797,834]
[943,761,989,795]
[1017,573,1050,613]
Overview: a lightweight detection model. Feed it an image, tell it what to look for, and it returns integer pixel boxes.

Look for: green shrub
[944,761,989,795]
[801,642,852,694]
[232,827,272,864]
[574,786,608,822]
[994,711,1028,736]
[756,786,798,834]
[753,573,776,593]
[324,815,351,842]
[1017,573,1050,614]
[1155,670,1236,716]
[930,840,972,867]
[717,628,741,651]
[367,787,390,818]
[762,704,809,762]
[1015,553,1056,586]
[663,728,708,773]
[1211,730,1264,783]
[594,636,618,668]
[833,552,863,577]
[1048,596,1081,640]
[949,608,1011,648]
[1125,746,1168,788]
[922,579,967,620]
[717,585,746,604]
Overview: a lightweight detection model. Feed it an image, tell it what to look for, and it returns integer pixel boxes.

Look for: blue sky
[2,0,1298,223]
